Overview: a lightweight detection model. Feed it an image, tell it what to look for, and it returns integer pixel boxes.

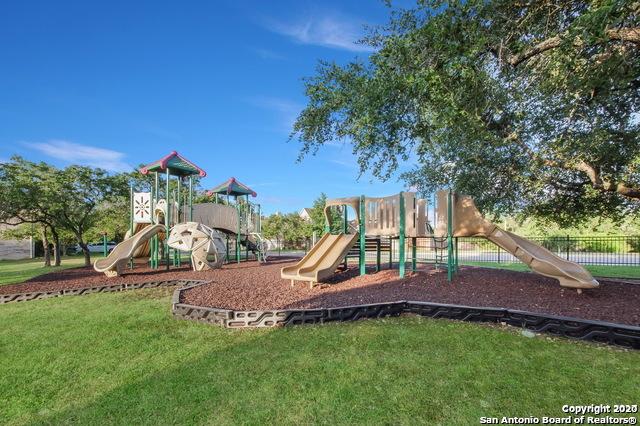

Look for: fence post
[566,235,570,260]
[412,237,417,272]
[399,192,406,278]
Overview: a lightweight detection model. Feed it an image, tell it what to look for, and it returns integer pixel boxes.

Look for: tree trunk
[51,228,61,266]
[78,242,91,267]
[41,225,51,267]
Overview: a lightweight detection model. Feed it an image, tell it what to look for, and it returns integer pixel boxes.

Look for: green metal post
[376,238,381,272]
[447,189,454,281]
[129,185,134,269]
[189,176,193,221]
[343,206,347,234]
[175,179,181,267]
[165,169,170,270]
[149,181,154,268]
[102,233,107,257]
[359,195,366,275]
[129,185,134,235]
[226,234,229,262]
[154,172,159,269]
[455,237,459,272]
[412,236,417,272]
[236,198,240,264]
[399,192,406,278]
[245,195,249,261]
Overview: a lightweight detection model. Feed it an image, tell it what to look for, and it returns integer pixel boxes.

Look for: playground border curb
[172,284,640,350]
[0,279,208,304]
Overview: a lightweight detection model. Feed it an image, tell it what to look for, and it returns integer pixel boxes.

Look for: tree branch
[573,160,640,199]
[500,27,639,67]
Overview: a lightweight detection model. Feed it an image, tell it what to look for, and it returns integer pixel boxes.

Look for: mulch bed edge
[2,274,638,350]
[0,279,208,304]
[172,283,640,350]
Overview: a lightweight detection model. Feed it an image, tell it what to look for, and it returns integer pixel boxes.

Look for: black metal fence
[346,235,640,267]
[456,235,640,266]
[275,235,640,267]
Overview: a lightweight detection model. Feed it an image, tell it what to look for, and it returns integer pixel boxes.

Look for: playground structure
[282,190,599,290]
[94,152,267,277]
[192,177,268,263]
[166,222,226,271]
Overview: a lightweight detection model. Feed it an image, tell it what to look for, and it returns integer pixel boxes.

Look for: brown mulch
[2,257,639,326]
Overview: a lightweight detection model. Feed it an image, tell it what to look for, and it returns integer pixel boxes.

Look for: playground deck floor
[2,257,639,326]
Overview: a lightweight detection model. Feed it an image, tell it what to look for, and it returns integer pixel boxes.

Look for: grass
[461,261,640,279]
[0,256,87,286]
[0,289,638,425]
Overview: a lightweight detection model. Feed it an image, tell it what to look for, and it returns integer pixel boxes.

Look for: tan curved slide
[94,224,165,277]
[281,233,359,286]
[446,192,599,289]
[487,228,599,289]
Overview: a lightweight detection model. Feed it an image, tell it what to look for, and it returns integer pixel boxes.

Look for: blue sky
[0,0,414,214]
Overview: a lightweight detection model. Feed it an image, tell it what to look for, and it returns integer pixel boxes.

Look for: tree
[308,193,345,235]
[262,212,311,248]
[0,157,63,266]
[292,0,639,226]
[47,165,129,266]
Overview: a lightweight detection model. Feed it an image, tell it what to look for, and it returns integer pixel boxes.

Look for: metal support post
[399,192,406,278]
[447,189,454,281]
[359,195,366,275]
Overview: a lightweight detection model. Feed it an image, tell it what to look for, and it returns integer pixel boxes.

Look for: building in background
[299,208,312,222]
[0,222,34,260]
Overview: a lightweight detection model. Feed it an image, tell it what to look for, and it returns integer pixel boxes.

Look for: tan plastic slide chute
[440,192,599,289]
[281,233,359,286]
[94,224,165,277]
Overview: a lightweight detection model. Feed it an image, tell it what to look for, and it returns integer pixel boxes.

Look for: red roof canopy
[140,151,206,177]
[207,177,257,197]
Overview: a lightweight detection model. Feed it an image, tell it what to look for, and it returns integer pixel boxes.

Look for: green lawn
[461,261,640,279]
[0,289,638,425]
[0,256,87,285]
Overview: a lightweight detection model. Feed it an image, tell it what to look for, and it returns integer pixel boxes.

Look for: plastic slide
[447,193,599,289]
[281,233,359,286]
[94,224,165,277]
[486,228,599,289]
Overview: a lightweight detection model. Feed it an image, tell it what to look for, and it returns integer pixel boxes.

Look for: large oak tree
[292,0,639,225]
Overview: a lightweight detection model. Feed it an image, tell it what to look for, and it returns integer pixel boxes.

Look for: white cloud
[252,47,285,60]
[246,96,302,132]
[265,14,374,52]
[25,140,132,172]
[330,158,358,169]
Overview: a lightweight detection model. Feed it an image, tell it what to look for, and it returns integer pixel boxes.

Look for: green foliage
[262,212,312,248]
[0,156,130,265]
[308,193,344,235]
[292,0,640,226]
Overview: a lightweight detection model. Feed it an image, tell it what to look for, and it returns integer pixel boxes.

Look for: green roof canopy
[207,177,257,197]
[140,151,206,177]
